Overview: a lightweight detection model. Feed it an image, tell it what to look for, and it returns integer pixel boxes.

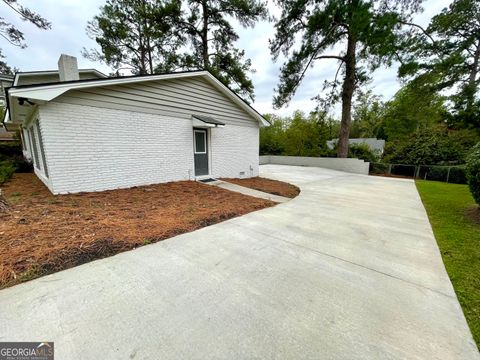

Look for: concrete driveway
[0,165,478,359]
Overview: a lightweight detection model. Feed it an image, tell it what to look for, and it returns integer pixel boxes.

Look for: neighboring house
[327,138,385,155]
[0,74,14,107]
[0,75,15,142]
[4,54,268,194]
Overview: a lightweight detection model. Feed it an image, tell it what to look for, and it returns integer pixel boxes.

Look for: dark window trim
[29,126,40,170]
[35,120,49,178]
[194,129,207,154]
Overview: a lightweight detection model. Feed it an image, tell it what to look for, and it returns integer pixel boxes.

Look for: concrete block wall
[39,102,259,194]
[260,155,369,175]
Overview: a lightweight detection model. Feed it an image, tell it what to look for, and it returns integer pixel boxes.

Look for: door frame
[193,128,210,177]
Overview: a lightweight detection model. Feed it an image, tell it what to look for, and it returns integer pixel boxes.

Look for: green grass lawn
[416,180,480,347]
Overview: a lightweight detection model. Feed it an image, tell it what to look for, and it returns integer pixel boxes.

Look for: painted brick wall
[210,125,259,178]
[39,102,259,194]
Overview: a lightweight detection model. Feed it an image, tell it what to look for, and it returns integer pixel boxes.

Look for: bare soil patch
[466,206,480,224]
[0,173,274,289]
[220,177,300,198]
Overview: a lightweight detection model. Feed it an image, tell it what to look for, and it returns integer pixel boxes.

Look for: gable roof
[5,70,269,127]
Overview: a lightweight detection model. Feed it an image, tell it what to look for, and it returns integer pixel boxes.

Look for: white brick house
[4,55,268,194]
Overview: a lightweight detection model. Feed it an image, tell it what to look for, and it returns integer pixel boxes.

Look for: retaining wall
[260,155,369,175]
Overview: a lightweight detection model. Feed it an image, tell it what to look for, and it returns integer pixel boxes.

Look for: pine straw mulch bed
[220,177,300,198]
[0,173,274,289]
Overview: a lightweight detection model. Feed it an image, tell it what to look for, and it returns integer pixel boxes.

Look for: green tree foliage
[260,111,333,156]
[0,1,50,72]
[175,0,267,101]
[84,0,182,75]
[0,50,14,74]
[466,142,480,205]
[259,114,285,155]
[350,90,384,138]
[0,0,51,48]
[400,0,480,129]
[269,0,425,158]
[382,76,447,140]
[383,125,479,165]
[283,111,331,156]
[348,143,379,163]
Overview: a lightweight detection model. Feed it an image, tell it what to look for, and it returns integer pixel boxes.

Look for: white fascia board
[10,87,68,102]
[8,71,211,102]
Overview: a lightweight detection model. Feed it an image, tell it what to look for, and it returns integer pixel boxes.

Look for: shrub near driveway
[466,142,480,205]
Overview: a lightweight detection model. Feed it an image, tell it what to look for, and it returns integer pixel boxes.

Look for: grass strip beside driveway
[416,180,480,348]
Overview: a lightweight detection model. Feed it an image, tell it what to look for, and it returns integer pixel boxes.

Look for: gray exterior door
[194,129,209,176]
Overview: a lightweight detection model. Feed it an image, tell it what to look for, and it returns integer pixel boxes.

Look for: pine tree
[270,0,425,157]
[84,0,182,75]
[400,0,480,129]
[176,0,267,101]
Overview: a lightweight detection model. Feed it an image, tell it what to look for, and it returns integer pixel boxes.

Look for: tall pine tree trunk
[201,0,209,68]
[337,34,357,158]
[141,0,153,74]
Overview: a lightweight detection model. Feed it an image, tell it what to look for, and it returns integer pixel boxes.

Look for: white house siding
[210,125,259,178]
[38,102,196,194]
[53,77,258,128]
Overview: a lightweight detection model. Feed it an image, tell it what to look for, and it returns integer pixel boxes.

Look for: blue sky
[1,0,451,117]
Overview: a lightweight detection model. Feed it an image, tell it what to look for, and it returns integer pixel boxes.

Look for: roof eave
[8,70,268,126]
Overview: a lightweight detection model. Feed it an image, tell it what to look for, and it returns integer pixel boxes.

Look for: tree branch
[0,32,23,47]
[2,0,50,28]
[334,61,344,83]
[398,20,436,45]
[314,55,346,61]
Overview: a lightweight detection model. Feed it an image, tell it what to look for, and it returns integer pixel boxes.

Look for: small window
[194,130,206,154]
[21,129,27,151]
[29,127,40,170]
[35,120,49,178]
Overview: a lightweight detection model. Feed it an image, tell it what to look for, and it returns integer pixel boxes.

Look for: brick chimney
[58,54,79,82]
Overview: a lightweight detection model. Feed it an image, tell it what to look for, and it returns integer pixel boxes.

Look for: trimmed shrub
[448,166,467,184]
[466,142,480,205]
[348,143,379,163]
[0,141,32,174]
[0,161,15,185]
[383,126,479,165]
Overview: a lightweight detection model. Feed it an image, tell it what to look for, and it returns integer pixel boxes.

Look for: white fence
[260,155,370,175]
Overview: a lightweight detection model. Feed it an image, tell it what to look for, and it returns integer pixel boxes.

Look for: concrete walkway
[207,179,290,203]
[0,165,478,359]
